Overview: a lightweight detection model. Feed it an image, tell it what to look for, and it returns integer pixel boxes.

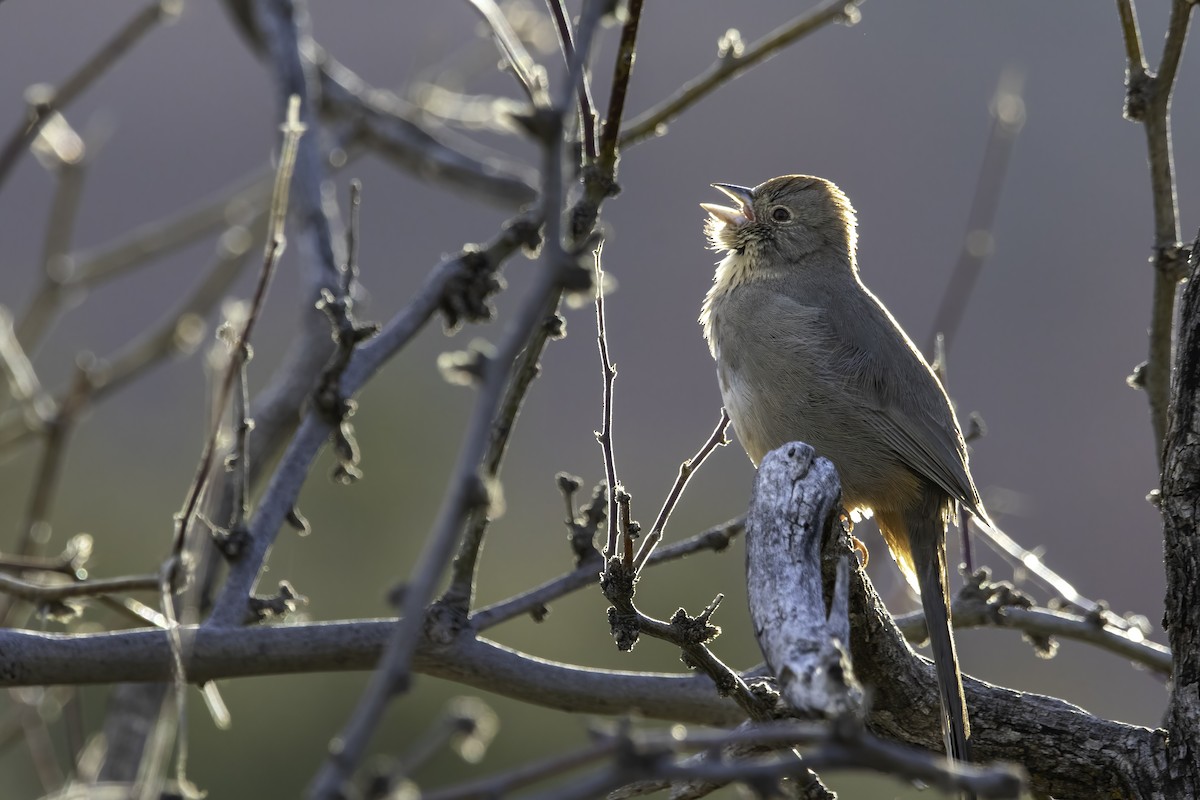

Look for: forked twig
[633,410,730,572]
[169,96,305,561]
[1116,0,1195,454]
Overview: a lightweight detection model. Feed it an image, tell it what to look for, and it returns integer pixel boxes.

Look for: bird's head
[702,175,858,270]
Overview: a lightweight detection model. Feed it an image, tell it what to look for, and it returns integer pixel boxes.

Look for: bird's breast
[706,285,920,515]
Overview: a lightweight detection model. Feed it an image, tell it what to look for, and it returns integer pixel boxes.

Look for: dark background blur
[0,1,1192,797]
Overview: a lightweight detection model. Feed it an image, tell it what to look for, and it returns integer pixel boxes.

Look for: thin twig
[1115,0,1148,81]
[228,358,253,532]
[72,169,272,287]
[0,572,160,602]
[619,0,861,148]
[595,0,645,172]
[440,0,625,611]
[16,147,89,352]
[0,223,260,457]
[440,229,554,611]
[971,517,1103,614]
[169,96,305,561]
[206,212,540,627]
[594,245,622,561]
[383,214,544,613]
[308,268,569,795]
[88,220,262,399]
[635,603,771,719]
[893,585,1172,676]
[926,68,1025,356]
[315,47,539,208]
[437,0,616,612]
[1116,0,1196,455]
[570,0,648,239]
[0,0,181,190]
[0,308,55,430]
[420,739,618,800]
[377,698,498,793]
[467,0,549,107]
[306,7,609,794]
[9,365,91,560]
[633,410,730,571]
[150,96,306,795]
[425,721,1022,800]
[471,517,743,630]
[545,0,598,160]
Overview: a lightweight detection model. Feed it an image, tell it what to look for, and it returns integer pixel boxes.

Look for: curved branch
[832,513,1162,798]
[747,440,1165,798]
[0,623,744,726]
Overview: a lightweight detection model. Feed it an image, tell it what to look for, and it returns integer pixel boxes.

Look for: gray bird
[700,174,982,767]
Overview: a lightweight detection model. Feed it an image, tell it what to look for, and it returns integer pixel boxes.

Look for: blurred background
[0,1,1192,797]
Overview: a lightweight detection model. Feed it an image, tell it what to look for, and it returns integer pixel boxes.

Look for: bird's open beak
[701,183,755,227]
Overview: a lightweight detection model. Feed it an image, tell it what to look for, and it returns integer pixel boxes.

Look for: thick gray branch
[746,444,861,716]
[0,623,742,726]
[747,442,1168,798]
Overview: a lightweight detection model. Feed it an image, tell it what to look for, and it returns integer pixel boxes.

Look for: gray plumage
[701,175,978,768]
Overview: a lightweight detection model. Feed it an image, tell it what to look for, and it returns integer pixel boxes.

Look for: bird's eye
[770,206,792,223]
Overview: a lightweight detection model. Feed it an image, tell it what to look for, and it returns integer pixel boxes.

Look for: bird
[699,174,981,768]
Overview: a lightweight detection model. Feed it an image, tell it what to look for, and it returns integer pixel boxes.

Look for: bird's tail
[912,520,972,768]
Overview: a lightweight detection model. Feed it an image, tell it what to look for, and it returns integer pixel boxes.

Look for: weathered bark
[1160,242,1200,798]
[735,437,1168,798]
[835,546,1164,799]
[745,444,861,718]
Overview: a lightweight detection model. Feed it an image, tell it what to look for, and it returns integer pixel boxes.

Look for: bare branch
[0,571,159,603]
[15,143,89,352]
[595,0,645,171]
[466,0,549,107]
[424,721,1023,800]
[170,95,304,562]
[633,410,730,571]
[619,1,862,148]
[316,49,539,207]
[545,0,599,160]
[0,308,55,430]
[594,245,623,562]
[470,518,743,631]
[893,580,1171,676]
[307,8,611,791]
[71,169,272,286]
[927,68,1025,356]
[0,623,747,725]
[0,0,181,190]
[1117,0,1196,453]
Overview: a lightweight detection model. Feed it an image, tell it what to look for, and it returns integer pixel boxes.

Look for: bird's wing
[825,285,985,518]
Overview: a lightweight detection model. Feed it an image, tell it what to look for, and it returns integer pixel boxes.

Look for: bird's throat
[701,249,758,353]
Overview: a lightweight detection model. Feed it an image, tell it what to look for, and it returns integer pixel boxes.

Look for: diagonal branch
[0,0,181,190]
[619,0,862,149]
[466,0,549,107]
